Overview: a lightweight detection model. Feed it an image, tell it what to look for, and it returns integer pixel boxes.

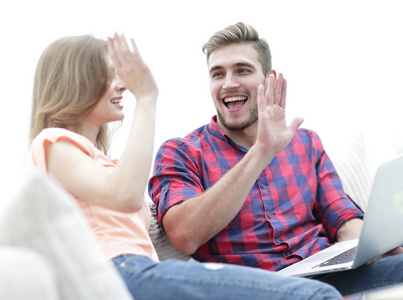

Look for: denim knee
[112,254,342,300]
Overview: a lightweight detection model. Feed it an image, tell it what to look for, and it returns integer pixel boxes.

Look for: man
[148,22,403,295]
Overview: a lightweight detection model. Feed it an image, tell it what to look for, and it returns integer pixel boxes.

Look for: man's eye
[239,69,250,74]
[212,72,223,78]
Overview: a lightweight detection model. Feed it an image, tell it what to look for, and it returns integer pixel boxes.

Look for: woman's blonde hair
[202,22,272,76]
[29,35,114,154]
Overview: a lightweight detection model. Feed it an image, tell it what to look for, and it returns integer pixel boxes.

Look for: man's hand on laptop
[337,219,403,265]
[367,246,403,265]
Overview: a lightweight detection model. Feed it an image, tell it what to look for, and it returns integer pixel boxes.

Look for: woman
[28,33,341,300]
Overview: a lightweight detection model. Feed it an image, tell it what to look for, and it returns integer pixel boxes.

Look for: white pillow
[148,202,190,261]
[0,247,58,300]
[325,134,373,212]
[0,172,132,300]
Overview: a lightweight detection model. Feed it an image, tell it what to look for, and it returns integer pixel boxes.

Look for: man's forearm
[336,218,363,242]
[163,145,274,255]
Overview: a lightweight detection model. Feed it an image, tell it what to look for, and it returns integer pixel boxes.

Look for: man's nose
[223,73,240,89]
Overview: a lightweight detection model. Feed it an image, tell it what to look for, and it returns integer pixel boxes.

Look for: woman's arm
[46,34,158,212]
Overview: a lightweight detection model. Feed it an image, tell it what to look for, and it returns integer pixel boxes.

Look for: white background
[1,0,402,201]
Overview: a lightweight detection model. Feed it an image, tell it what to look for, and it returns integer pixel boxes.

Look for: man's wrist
[248,143,276,168]
[336,218,363,242]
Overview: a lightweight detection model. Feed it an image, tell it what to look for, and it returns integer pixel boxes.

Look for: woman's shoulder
[36,127,80,139]
[31,128,96,157]
[34,128,91,146]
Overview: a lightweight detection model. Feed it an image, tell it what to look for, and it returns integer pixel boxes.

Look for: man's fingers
[266,74,275,106]
[279,78,287,108]
[288,117,304,134]
[257,84,265,113]
[274,73,283,106]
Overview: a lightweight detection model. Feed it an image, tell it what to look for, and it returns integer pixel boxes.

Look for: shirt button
[267,213,272,219]
[275,239,281,244]
[260,183,265,188]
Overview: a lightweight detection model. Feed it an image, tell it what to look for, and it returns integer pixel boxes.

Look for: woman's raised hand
[107,33,158,102]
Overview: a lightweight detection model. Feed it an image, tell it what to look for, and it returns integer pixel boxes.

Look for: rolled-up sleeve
[312,132,364,241]
[148,139,204,225]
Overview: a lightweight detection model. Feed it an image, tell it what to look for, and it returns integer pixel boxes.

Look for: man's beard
[216,102,258,131]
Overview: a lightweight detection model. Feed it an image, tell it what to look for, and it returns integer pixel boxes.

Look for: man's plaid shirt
[148,117,363,271]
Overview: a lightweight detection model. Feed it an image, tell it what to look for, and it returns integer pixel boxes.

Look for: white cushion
[148,202,190,261]
[0,172,132,300]
[325,134,373,212]
[0,247,58,300]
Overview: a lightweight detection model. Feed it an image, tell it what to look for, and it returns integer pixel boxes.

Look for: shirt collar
[207,116,248,153]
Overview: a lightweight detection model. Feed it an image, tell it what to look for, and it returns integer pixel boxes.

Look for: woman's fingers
[129,37,139,54]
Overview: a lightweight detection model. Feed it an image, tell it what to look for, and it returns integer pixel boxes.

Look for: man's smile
[223,95,248,109]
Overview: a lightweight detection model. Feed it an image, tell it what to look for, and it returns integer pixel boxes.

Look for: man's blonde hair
[202,22,272,76]
[29,35,114,154]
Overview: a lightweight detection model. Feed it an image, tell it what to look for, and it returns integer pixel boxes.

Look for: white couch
[0,173,133,300]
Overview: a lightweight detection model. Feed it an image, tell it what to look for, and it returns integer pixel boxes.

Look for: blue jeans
[313,253,403,295]
[112,254,341,300]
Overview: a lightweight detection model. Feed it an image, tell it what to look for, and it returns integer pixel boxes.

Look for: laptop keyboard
[316,246,357,267]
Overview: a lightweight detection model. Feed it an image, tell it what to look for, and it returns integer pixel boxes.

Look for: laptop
[277,155,403,277]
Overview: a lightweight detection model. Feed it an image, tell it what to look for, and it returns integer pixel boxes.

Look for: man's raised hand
[256,73,304,160]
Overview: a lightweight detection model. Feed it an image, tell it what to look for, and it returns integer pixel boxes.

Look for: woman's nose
[115,77,126,92]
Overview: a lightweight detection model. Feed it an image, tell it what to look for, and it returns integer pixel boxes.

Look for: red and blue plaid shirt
[148,116,363,271]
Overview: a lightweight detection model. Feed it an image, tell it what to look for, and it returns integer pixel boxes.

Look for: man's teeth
[111,99,121,104]
[224,96,247,103]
